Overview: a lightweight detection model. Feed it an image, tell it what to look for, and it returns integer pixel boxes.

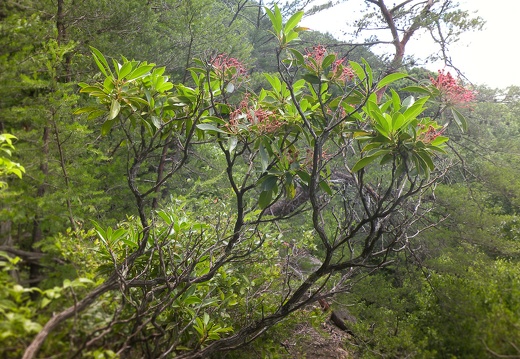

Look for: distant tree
[312,0,483,74]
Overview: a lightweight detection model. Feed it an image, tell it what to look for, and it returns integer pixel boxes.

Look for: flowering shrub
[63,7,460,359]
[430,70,475,107]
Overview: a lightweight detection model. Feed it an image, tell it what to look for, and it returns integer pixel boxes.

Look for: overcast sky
[300,0,520,89]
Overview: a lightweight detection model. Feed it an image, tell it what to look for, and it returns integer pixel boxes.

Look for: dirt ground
[280,321,352,359]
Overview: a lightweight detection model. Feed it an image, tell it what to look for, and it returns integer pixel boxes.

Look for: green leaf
[284,31,299,44]
[322,54,336,69]
[196,123,228,134]
[157,82,173,93]
[103,77,115,91]
[126,64,154,80]
[201,116,226,126]
[157,210,174,225]
[73,106,100,115]
[265,74,281,92]
[79,86,106,94]
[288,48,305,64]
[427,144,447,154]
[349,61,366,81]
[101,118,116,135]
[319,180,333,195]
[402,95,415,109]
[367,101,390,136]
[403,96,428,121]
[265,5,282,36]
[352,150,391,172]
[228,136,238,154]
[112,59,121,77]
[286,181,296,199]
[377,72,408,89]
[303,74,321,84]
[87,109,107,121]
[285,10,304,33]
[261,175,278,192]
[109,99,120,120]
[391,89,401,111]
[118,61,133,79]
[296,170,311,186]
[120,237,137,248]
[184,296,202,306]
[401,86,431,95]
[151,115,162,129]
[416,150,434,171]
[361,59,373,86]
[451,107,468,132]
[90,47,110,76]
[392,113,406,131]
[430,135,449,146]
[259,190,273,209]
[41,297,51,309]
[76,277,94,285]
[10,168,23,178]
[22,320,42,334]
[379,98,393,113]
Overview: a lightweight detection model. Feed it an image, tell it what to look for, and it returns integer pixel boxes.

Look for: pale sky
[301,0,520,89]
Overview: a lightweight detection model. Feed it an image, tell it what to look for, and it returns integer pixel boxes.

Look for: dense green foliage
[1,1,519,358]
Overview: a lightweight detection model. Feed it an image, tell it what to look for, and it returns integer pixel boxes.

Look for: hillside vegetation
[1,1,519,358]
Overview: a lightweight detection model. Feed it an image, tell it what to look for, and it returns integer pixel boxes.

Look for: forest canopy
[1,1,520,358]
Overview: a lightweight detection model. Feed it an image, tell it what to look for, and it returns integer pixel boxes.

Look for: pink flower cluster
[305,45,327,70]
[430,70,475,106]
[305,45,354,83]
[331,59,355,82]
[227,94,284,134]
[211,54,247,82]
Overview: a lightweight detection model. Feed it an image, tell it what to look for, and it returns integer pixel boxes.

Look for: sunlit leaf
[225,82,235,93]
[90,47,110,76]
[322,54,336,70]
[196,123,228,134]
[126,64,154,80]
[109,99,120,120]
[377,72,408,89]
[118,61,132,79]
[285,11,304,33]
[402,95,415,109]
[228,136,238,153]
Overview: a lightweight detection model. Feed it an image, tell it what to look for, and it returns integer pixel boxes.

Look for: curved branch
[22,277,119,359]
